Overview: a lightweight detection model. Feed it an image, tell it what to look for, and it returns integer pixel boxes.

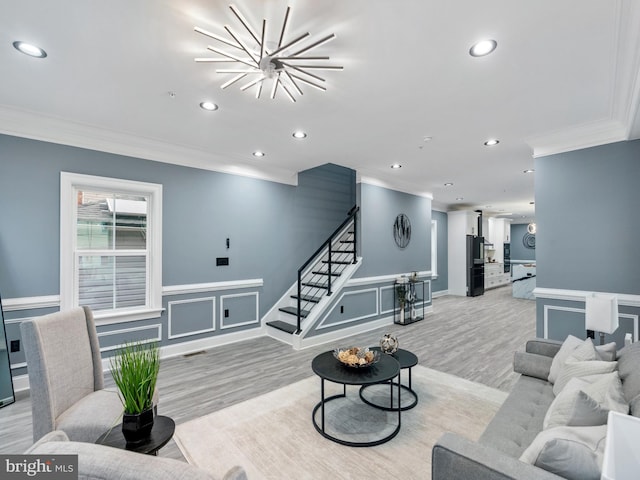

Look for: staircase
[265,207,359,343]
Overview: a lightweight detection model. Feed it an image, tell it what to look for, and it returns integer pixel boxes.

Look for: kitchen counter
[512,264,536,300]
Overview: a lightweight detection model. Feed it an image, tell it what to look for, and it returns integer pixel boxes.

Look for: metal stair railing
[295,206,359,334]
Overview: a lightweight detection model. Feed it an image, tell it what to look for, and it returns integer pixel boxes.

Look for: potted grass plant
[110,341,160,443]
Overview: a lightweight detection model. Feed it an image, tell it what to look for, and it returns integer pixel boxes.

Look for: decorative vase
[380,333,399,354]
[122,406,154,443]
[399,307,405,324]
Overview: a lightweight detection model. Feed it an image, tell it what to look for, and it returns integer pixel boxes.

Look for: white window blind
[61,173,163,322]
[76,192,148,311]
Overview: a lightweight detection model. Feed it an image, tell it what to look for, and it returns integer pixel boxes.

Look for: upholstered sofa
[26,430,247,480]
[432,337,640,480]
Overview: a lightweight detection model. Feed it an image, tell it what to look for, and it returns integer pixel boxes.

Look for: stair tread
[266,320,298,334]
[311,270,341,277]
[291,294,322,303]
[302,282,329,289]
[322,260,352,265]
[279,306,310,318]
[340,240,355,243]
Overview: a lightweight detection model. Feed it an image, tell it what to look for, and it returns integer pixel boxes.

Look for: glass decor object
[380,333,399,354]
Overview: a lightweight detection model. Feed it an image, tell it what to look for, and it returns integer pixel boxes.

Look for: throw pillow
[548,335,583,384]
[519,425,607,480]
[544,373,627,429]
[595,342,617,362]
[553,360,617,396]
[615,341,640,403]
[544,378,608,429]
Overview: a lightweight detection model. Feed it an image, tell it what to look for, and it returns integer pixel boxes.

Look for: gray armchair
[20,306,124,442]
[27,431,247,480]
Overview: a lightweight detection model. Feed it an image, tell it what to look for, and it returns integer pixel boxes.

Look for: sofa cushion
[543,373,627,429]
[553,360,617,396]
[478,375,555,458]
[616,341,640,406]
[519,425,607,480]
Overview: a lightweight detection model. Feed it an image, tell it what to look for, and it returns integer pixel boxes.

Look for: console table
[394,279,425,325]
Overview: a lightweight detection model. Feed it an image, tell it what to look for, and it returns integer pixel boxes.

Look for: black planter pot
[122,407,154,444]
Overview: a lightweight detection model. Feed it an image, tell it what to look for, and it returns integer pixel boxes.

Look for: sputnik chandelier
[194,5,343,102]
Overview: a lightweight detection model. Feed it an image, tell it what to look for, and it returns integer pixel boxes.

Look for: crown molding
[526,119,628,158]
[0,105,298,186]
[358,177,433,200]
[527,0,640,158]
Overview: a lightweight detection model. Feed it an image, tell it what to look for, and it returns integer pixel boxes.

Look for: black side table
[359,347,418,411]
[96,415,175,455]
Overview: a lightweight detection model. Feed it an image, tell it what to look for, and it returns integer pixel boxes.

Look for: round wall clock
[393,214,411,248]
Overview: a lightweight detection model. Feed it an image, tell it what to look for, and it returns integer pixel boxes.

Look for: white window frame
[60,172,163,323]
[431,220,438,278]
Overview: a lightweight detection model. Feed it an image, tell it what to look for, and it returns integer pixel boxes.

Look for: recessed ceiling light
[456,197,464,201]
[253,151,265,157]
[469,39,497,57]
[390,163,402,169]
[13,41,47,58]
[484,139,499,146]
[200,101,218,111]
[524,169,535,174]
[292,131,307,139]
[444,182,454,187]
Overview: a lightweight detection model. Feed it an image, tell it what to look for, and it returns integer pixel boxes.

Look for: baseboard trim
[432,289,449,298]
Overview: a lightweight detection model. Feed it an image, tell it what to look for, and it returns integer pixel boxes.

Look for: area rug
[173,365,507,480]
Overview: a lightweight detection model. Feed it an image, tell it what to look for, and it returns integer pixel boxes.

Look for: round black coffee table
[359,347,419,411]
[96,415,175,455]
[311,350,401,447]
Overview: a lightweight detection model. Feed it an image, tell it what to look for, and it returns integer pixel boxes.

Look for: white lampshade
[585,293,619,334]
[602,411,640,480]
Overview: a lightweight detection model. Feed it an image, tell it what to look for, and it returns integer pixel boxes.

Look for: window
[431,220,438,278]
[61,172,163,322]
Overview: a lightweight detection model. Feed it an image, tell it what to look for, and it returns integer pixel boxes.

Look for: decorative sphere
[380,333,399,354]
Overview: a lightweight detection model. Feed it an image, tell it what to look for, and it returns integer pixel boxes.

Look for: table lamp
[602,411,640,480]
[585,292,619,345]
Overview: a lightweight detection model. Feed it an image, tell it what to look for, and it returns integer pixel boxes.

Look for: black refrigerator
[466,235,485,297]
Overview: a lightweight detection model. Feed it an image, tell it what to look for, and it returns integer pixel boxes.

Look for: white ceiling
[2,0,640,222]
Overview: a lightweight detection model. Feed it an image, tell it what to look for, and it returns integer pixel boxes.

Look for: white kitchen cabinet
[485,262,510,290]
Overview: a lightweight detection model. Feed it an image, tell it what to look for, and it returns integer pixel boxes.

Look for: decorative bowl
[333,347,380,368]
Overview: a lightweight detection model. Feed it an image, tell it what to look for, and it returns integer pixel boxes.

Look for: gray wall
[0,134,356,374]
[431,210,448,293]
[534,139,640,345]
[535,139,640,293]
[510,223,536,262]
[355,183,431,278]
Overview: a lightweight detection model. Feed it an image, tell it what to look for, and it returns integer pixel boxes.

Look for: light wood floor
[0,286,535,460]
